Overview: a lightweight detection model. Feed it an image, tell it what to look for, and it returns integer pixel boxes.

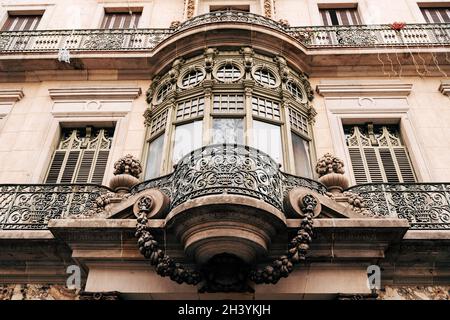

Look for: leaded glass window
[45,127,114,184]
[253,68,276,86]
[176,97,205,121]
[216,64,242,82]
[213,94,245,114]
[344,124,416,184]
[286,81,304,101]
[252,96,281,121]
[156,82,172,103]
[181,69,205,87]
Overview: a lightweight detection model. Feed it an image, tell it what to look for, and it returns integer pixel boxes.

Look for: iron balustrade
[0,11,449,53]
[0,184,112,230]
[131,144,328,211]
[2,146,450,230]
[348,183,450,230]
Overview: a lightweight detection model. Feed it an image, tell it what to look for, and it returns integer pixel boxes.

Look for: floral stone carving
[316,153,349,194]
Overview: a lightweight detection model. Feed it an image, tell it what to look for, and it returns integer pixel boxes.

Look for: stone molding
[316,83,413,97]
[48,87,142,101]
[438,81,450,95]
[0,89,24,102]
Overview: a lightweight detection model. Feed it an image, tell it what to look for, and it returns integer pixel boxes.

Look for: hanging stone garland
[249,193,317,284]
[135,195,202,285]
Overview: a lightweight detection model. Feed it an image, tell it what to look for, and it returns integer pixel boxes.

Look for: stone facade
[0,0,450,300]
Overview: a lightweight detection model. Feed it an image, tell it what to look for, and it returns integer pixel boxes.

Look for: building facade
[0,0,450,300]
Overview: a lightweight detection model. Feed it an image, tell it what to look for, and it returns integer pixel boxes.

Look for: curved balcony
[131,144,327,212]
[0,11,449,55]
[0,145,450,231]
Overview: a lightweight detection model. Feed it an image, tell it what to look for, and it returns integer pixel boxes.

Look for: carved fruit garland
[135,194,316,287]
[249,194,316,284]
[135,196,202,285]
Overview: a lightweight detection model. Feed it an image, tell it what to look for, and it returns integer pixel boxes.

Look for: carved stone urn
[108,154,142,194]
[315,153,349,194]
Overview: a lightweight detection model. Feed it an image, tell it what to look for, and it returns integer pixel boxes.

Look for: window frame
[326,109,430,185]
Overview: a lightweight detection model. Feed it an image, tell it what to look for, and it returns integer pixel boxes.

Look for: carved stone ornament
[135,199,202,285]
[204,48,217,73]
[284,187,322,218]
[240,47,254,72]
[185,0,196,19]
[135,190,317,288]
[113,154,142,178]
[132,189,170,219]
[316,153,345,177]
[316,153,349,194]
[263,0,273,18]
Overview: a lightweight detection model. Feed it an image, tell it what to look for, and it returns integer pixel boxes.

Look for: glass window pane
[292,132,312,178]
[145,134,164,180]
[252,120,283,165]
[172,121,203,165]
[212,118,244,144]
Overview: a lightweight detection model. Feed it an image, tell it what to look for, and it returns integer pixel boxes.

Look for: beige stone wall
[0,80,148,185]
[311,77,450,184]
[1,77,450,184]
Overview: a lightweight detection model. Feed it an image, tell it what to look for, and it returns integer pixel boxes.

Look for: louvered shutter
[45,151,65,183]
[345,125,416,184]
[60,151,81,183]
[363,149,384,183]
[75,151,95,183]
[393,149,416,183]
[379,148,400,183]
[348,149,368,184]
[320,8,361,26]
[1,15,42,31]
[91,150,110,184]
[45,128,113,184]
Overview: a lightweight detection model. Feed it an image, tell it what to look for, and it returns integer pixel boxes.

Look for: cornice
[0,89,24,102]
[316,83,413,97]
[48,87,142,101]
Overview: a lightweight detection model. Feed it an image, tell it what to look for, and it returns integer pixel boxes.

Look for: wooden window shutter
[2,15,42,31]
[348,148,368,184]
[91,150,110,184]
[345,124,416,184]
[45,127,113,184]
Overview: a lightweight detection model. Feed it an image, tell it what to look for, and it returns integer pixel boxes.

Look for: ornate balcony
[348,183,450,230]
[0,145,449,232]
[0,11,449,55]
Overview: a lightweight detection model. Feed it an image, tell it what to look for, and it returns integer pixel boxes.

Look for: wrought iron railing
[0,11,449,53]
[0,184,112,230]
[348,183,450,230]
[131,144,328,211]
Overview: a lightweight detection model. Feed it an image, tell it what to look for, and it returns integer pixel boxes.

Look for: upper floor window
[45,127,114,184]
[420,7,450,23]
[210,5,250,12]
[1,13,42,31]
[344,123,416,184]
[101,9,141,29]
[319,7,361,26]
